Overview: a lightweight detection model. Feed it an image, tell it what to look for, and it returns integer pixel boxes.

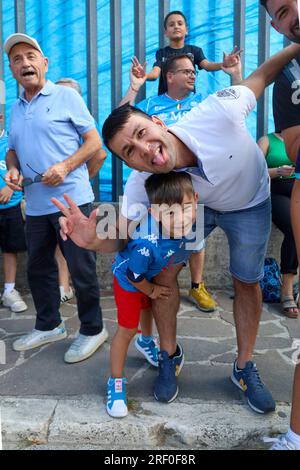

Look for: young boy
[0,114,27,312]
[107,171,200,418]
[145,10,240,95]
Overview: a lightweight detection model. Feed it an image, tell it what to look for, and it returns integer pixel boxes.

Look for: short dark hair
[164,11,187,29]
[102,103,151,153]
[145,171,194,206]
[260,0,270,13]
[165,54,195,74]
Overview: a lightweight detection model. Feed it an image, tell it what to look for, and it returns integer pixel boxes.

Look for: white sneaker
[60,286,74,304]
[264,434,299,450]
[2,289,28,313]
[13,322,67,351]
[64,326,109,363]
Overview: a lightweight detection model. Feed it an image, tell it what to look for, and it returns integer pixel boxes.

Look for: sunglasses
[0,163,44,188]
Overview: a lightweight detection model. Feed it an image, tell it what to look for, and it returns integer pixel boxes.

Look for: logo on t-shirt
[216,88,240,100]
[138,247,150,257]
[162,52,195,63]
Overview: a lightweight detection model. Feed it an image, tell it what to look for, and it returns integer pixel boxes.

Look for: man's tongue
[153,151,165,166]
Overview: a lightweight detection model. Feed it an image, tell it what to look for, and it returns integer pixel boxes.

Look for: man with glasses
[3,33,108,363]
[120,53,242,313]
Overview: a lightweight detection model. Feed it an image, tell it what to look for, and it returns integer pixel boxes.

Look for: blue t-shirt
[136,92,202,126]
[112,214,196,292]
[8,80,95,216]
[0,132,23,210]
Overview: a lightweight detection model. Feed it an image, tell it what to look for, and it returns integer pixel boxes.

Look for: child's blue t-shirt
[112,214,198,292]
[0,132,23,210]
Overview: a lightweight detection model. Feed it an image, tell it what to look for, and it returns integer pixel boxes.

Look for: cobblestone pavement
[0,289,299,449]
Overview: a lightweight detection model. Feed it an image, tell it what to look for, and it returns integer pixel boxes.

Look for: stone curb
[0,396,291,450]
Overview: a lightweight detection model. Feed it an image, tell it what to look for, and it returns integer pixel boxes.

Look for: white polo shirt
[122,85,270,220]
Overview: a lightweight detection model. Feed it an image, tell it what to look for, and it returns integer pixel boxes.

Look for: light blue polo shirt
[8,80,95,215]
[136,92,203,126]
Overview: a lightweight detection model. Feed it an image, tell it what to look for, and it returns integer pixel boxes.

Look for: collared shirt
[8,80,95,215]
[136,92,203,126]
[0,132,23,210]
[122,86,270,218]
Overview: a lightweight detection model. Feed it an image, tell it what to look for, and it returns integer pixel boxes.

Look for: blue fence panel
[1,0,285,201]
[2,0,17,124]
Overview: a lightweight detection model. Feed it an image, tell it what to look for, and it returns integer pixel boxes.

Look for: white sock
[4,283,15,295]
[286,427,300,449]
[60,286,73,297]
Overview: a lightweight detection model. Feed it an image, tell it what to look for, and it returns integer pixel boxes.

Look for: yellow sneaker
[189,282,216,312]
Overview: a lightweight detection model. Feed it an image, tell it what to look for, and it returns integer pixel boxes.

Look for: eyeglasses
[172,69,198,78]
[21,163,44,187]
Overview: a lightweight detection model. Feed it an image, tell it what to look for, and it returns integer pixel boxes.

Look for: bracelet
[130,85,139,93]
[276,167,281,177]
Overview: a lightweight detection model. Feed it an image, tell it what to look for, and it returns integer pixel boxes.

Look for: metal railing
[0,0,274,201]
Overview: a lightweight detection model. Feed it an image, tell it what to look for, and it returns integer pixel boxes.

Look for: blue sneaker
[135,334,159,367]
[231,360,276,414]
[154,344,184,403]
[106,377,128,418]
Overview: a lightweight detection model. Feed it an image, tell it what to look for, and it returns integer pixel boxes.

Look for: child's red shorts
[113,276,151,329]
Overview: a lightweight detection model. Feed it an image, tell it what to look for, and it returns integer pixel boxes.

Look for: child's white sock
[4,283,15,295]
[286,427,300,449]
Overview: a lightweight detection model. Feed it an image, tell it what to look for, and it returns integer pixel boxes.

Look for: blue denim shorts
[204,197,271,283]
[171,237,205,267]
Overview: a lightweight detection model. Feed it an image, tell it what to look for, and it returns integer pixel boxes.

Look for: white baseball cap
[4,33,44,56]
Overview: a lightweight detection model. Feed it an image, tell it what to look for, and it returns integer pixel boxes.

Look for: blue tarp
[1,0,285,200]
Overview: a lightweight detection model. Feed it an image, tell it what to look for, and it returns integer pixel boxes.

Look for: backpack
[259,257,281,303]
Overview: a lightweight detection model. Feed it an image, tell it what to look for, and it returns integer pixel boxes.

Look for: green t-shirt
[266,133,294,178]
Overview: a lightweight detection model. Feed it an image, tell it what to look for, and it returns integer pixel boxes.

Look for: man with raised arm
[53,43,300,412]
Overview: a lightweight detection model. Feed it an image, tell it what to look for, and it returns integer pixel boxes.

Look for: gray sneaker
[13,322,67,351]
[64,327,109,363]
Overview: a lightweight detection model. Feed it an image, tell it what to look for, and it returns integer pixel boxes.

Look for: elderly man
[259,0,300,452]
[4,33,108,363]
[53,43,300,412]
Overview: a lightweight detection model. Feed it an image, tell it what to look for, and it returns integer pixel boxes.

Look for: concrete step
[1,396,290,450]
